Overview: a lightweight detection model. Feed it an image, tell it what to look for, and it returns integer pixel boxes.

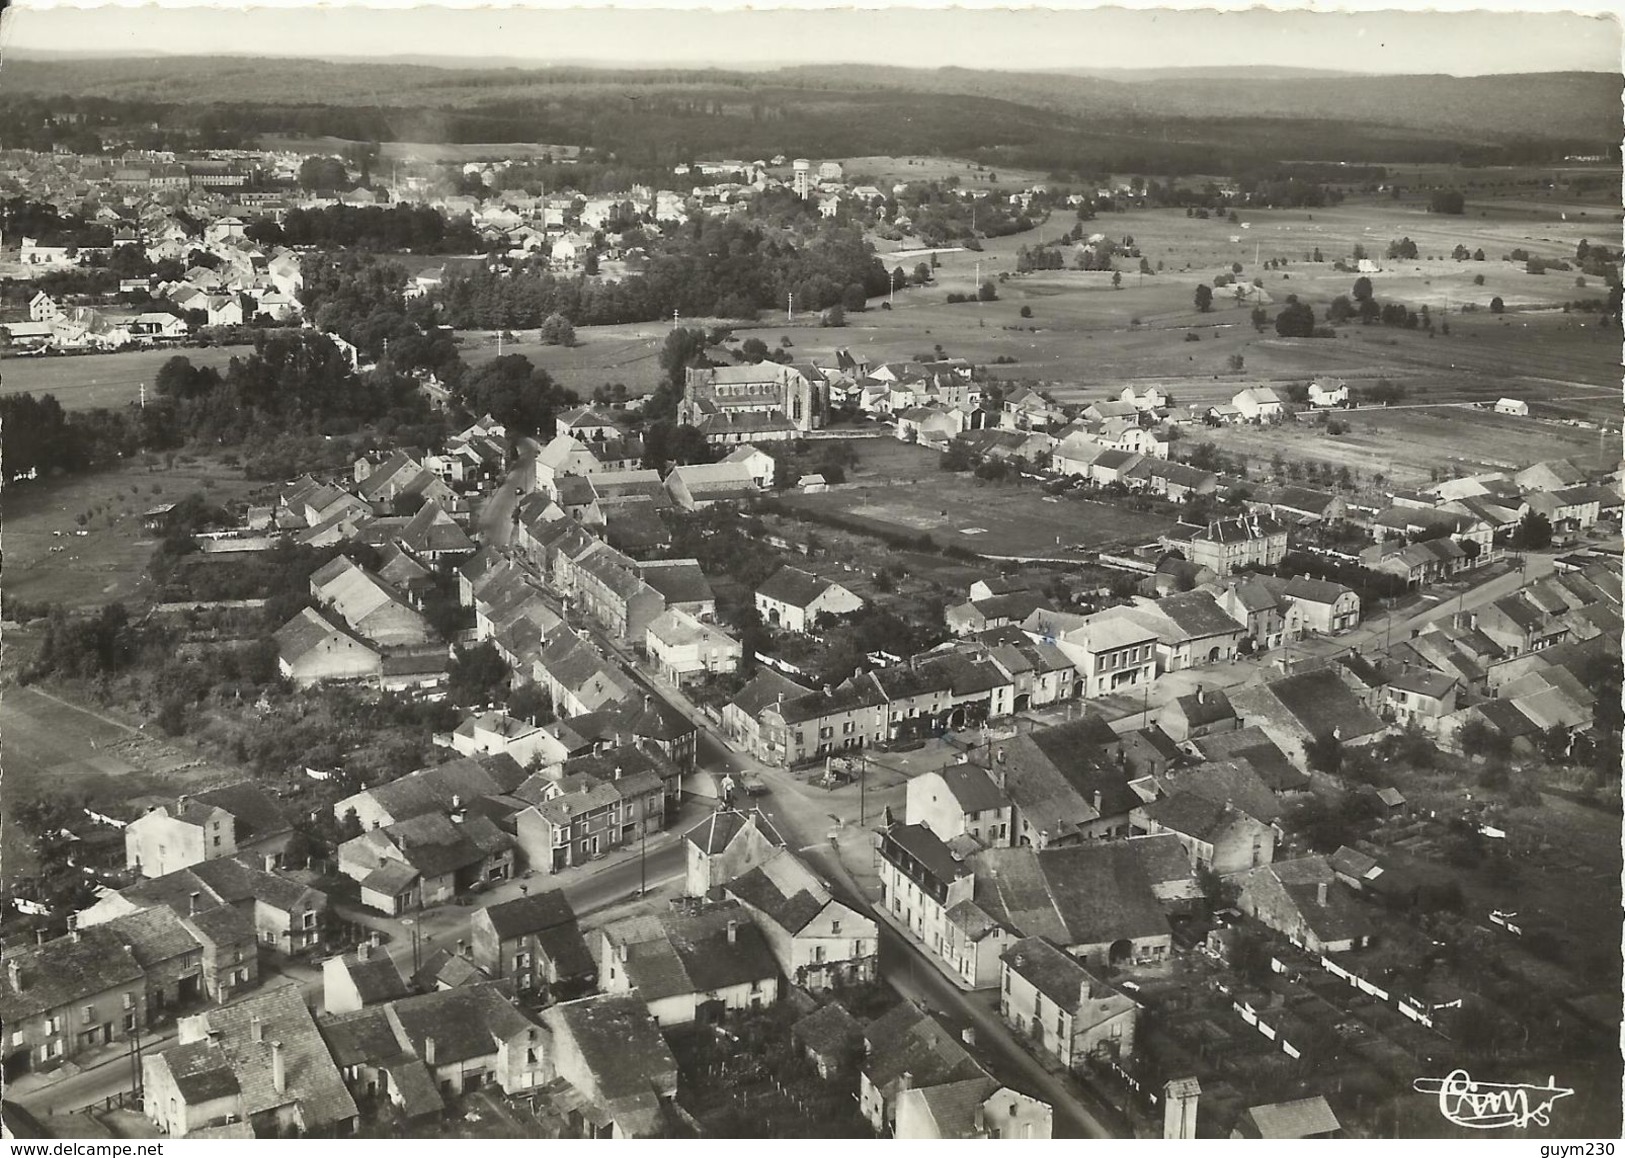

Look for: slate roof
[1169,689,1235,730]
[757,565,838,609]
[339,754,525,824]
[387,982,539,1065]
[1257,667,1387,742]
[105,906,202,969]
[1153,590,1245,638]
[792,1001,863,1060]
[723,850,837,935]
[905,1076,1003,1138]
[1283,577,1355,605]
[882,822,968,886]
[1242,1095,1341,1139]
[0,926,145,1021]
[337,951,412,1006]
[683,808,785,855]
[602,908,779,1001]
[861,1003,988,1100]
[481,889,577,941]
[171,982,357,1128]
[1155,759,1281,824]
[542,992,678,1104]
[935,762,1008,814]
[190,782,292,843]
[974,844,1169,949]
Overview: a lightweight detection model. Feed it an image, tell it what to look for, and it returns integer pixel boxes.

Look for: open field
[459,326,669,396]
[3,455,268,611]
[0,345,252,410]
[1196,406,1613,489]
[0,684,243,887]
[777,468,1172,558]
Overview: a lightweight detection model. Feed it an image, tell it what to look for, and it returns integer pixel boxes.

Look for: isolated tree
[739,337,769,363]
[1227,354,1245,372]
[1352,276,1374,303]
[821,303,846,328]
[977,279,997,302]
[1429,189,1466,215]
[1112,271,1122,290]
[1193,284,1214,313]
[1019,304,1033,318]
[1517,510,1552,549]
[1489,296,1505,314]
[1274,300,1316,338]
[1250,305,1268,332]
[538,312,575,346]
[913,262,932,285]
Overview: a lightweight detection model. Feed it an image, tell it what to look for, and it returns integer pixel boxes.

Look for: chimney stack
[190,892,201,916]
[898,1071,913,1093]
[457,939,468,958]
[961,1026,976,1046]
[270,1041,286,1093]
[618,942,628,963]
[358,942,370,961]
[1092,790,1102,814]
[726,919,739,945]
[424,1036,436,1067]
[1316,881,1328,906]
[369,930,381,949]
[251,1015,264,1042]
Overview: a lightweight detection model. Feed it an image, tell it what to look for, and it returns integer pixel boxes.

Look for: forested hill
[0,56,1616,170]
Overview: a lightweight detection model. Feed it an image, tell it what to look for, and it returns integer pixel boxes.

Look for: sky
[2,2,1620,75]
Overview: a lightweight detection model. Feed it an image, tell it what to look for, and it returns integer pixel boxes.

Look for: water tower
[792,158,812,200]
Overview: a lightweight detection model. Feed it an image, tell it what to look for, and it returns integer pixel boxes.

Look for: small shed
[142,502,180,533]
[797,474,829,494]
[791,1001,863,1080]
[1493,398,1530,417]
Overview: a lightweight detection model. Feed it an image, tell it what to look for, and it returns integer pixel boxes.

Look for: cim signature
[1413,1069,1575,1131]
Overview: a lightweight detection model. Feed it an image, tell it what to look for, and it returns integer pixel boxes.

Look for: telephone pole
[787,292,794,323]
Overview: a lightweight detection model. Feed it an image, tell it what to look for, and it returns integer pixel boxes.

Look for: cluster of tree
[434,218,888,328]
[4,332,440,484]
[1324,276,1434,333]
[1013,243,1067,273]
[1268,550,1410,600]
[0,198,112,248]
[249,204,484,253]
[452,352,579,437]
[299,252,462,377]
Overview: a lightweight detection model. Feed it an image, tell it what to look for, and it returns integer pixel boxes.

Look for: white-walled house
[754,566,864,633]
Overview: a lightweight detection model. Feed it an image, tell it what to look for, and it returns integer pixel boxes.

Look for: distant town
[1,43,1621,1147]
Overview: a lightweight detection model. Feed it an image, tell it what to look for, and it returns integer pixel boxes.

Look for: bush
[1489,296,1505,314]
[1018,305,1032,318]
[1184,331,1200,342]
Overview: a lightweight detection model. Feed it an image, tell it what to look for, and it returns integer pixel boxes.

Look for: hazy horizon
[3,4,1620,77]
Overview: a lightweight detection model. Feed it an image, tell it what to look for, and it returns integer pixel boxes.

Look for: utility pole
[639,812,647,898]
[859,754,868,827]
[787,292,794,324]
[975,259,982,301]
[139,381,145,409]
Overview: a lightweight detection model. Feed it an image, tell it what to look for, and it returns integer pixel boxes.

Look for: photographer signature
[1413,1069,1574,1130]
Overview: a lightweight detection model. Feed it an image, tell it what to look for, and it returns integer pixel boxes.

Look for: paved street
[477,435,540,548]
